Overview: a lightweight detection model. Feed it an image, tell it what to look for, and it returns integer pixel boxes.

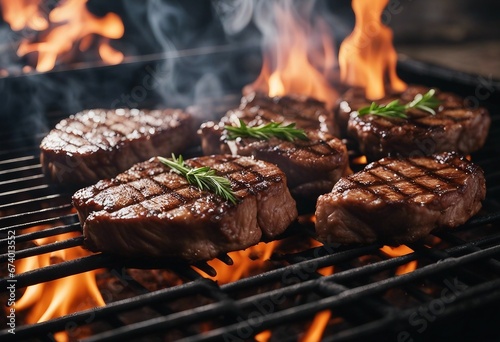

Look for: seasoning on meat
[72,155,298,261]
[337,85,491,160]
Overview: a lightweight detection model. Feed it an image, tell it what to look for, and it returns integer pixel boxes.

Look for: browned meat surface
[199,124,351,201]
[315,152,486,245]
[72,155,298,261]
[223,92,338,135]
[337,85,490,160]
[40,108,196,186]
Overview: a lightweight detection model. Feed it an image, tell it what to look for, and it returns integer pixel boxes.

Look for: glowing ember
[338,0,406,100]
[247,1,338,108]
[13,224,105,342]
[380,245,418,275]
[1,0,124,72]
[255,330,272,342]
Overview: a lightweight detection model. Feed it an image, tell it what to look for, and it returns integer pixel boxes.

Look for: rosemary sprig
[225,119,308,142]
[158,154,237,205]
[357,89,440,119]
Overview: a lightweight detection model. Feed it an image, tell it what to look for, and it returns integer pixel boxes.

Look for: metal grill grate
[1,61,500,342]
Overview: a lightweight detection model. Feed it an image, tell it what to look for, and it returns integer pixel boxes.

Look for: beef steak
[338,85,491,160]
[200,124,350,201]
[72,155,298,261]
[315,152,486,245]
[40,108,196,186]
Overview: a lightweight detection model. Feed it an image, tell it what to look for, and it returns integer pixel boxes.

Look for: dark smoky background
[1,0,498,143]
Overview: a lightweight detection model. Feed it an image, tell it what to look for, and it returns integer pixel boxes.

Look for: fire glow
[203,241,280,284]
[14,224,105,342]
[338,0,407,99]
[247,1,338,109]
[380,245,418,275]
[0,0,124,72]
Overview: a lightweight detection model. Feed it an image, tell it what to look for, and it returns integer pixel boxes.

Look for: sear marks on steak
[199,124,351,201]
[72,155,298,261]
[337,85,491,160]
[223,92,338,135]
[40,108,196,186]
[315,152,486,246]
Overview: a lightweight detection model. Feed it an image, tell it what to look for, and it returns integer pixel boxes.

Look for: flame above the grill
[14,224,105,342]
[0,0,124,72]
[246,1,338,109]
[338,0,407,100]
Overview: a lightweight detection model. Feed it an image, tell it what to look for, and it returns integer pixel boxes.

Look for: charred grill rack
[1,60,500,342]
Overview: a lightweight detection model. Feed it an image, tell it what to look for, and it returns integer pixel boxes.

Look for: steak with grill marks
[72,155,298,261]
[40,108,196,186]
[222,92,338,135]
[199,92,347,200]
[199,125,351,201]
[315,152,486,245]
[337,85,491,160]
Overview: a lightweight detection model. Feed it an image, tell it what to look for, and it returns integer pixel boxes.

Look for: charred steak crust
[315,152,486,245]
[338,85,491,160]
[199,124,351,200]
[72,155,298,261]
[223,92,338,135]
[40,108,196,186]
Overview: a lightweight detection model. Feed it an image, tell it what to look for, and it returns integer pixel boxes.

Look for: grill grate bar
[1,184,51,197]
[0,222,81,245]
[76,242,500,341]
[0,155,37,166]
[0,193,69,211]
[0,204,74,229]
[0,173,46,187]
[0,236,83,263]
[322,278,500,342]
[0,163,41,176]
[0,213,77,234]
[0,278,218,341]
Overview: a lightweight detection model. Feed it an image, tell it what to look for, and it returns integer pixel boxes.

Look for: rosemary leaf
[158,154,237,204]
[225,119,308,142]
[357,89,440,119]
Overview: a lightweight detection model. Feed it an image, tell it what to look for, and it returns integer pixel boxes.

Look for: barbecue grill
[1,52,499,342]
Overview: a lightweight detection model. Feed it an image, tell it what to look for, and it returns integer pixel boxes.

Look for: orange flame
[1,0,124,72]
[14,225,105,342]
[301,243,334,342]
[380,245,417,275]
[338,0,406,100]
[202,241,279,284]
[0,0,47,31]
[247,2,338,108]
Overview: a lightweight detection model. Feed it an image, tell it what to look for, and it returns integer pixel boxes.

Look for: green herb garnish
[225,119,308,142]
[158,154,237,204]
[358,89,440,119]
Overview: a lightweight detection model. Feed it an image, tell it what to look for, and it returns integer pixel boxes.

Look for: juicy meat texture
[315,152,486,245]
[222,92,338,135]
[72,155,298,261]
[40,108,196,186]
[199,124,351,200]
[338,85,491,160]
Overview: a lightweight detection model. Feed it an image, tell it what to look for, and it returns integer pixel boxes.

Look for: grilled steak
[222,92,338,135]
[40,108,196,186]
[315,152,486,245]
[72,155,298,261]
[338,85,491,160]
[199,124,351,201]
